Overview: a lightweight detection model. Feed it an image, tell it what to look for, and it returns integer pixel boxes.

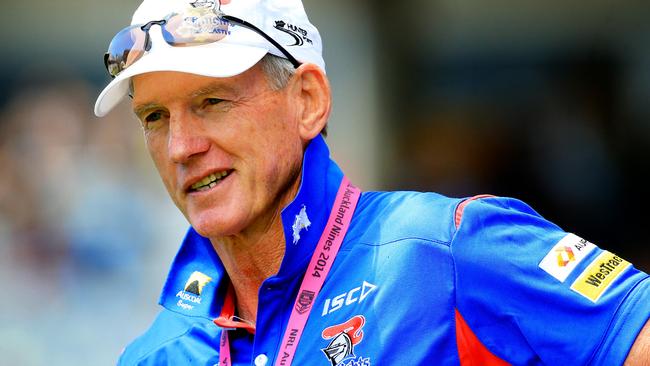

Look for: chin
[188,211,246,239]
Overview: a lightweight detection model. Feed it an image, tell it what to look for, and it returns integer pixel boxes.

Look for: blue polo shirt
[118,135,649,365]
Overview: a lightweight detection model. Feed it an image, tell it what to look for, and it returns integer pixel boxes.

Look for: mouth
[188,170,233,193]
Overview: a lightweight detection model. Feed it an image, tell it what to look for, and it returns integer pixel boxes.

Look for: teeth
[190,171,229,191]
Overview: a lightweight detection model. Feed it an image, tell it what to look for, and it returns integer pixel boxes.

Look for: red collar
[213,284,256,334]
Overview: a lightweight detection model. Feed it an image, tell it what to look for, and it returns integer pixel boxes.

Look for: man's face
[131,65,305,239]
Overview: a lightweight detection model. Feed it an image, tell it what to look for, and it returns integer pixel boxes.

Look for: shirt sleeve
[450,196,650,366]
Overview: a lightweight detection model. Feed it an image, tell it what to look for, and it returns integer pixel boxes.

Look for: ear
[289,63,331,141]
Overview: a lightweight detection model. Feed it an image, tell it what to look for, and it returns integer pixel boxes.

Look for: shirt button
[254,354,268,366]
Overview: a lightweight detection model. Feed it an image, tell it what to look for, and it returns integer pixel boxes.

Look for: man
[94,0,649,365]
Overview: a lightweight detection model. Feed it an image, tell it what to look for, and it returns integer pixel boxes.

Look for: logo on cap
[274,20,313,46]
[190,0,215,8]
[190,0,230,9]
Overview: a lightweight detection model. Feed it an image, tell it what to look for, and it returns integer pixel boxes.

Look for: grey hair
[259,54,296,91]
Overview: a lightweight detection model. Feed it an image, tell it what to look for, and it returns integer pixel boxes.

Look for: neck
[210,172,302,325]
[211,221,286,324]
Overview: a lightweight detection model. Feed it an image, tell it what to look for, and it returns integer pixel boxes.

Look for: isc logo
[322,281,377,316]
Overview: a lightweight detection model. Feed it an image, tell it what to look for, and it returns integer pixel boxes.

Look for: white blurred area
[1,0,649,365]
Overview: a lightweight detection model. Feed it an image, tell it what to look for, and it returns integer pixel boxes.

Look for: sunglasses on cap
[103,1,301,78]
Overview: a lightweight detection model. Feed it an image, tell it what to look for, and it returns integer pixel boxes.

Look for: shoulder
[353,190,463,246]
[117,310,219,365]
[353,191,542,246]
[454,195,559,232]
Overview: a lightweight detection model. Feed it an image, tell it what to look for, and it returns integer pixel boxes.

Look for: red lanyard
[218,177,361,366]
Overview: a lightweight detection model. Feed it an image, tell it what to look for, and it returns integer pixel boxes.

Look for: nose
[168,111,211,163]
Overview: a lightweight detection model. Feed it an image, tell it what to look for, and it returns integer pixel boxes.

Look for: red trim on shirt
[454,194,495,229]
[455,309,510,366]
[213,284,256,334]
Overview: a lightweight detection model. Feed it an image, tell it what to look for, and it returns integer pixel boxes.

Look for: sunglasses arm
[222,15,301,69]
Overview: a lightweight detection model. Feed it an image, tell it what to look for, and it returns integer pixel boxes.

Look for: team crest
[321,316,371,366]
[295,289,316,314]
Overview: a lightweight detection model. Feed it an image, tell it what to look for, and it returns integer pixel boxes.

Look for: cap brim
[94,43,268,117]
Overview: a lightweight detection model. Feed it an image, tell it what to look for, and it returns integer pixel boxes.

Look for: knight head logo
[321,315,365,366]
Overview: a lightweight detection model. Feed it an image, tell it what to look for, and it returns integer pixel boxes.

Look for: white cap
[94,0,324,117]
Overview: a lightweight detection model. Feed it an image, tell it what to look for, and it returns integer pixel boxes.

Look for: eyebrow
[133,102,162,118]
[132,80,240,116]
[188,81,237,100]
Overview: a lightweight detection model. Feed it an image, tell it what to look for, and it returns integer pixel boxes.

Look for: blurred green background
[1,0,649,364]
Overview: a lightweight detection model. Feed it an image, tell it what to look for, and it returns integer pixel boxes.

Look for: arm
[625,320,650,366]
[452,196,650,365]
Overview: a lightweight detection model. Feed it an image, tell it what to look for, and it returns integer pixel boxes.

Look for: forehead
[131,65,267,106]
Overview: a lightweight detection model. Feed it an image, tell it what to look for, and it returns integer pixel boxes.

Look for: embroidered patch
[570,251,631,302]
[184,271,212,295]
[176,271,212,310]
[538,233,597,282]
[292,205,311,244]
[322,281,378,316]
[321,315,371,366]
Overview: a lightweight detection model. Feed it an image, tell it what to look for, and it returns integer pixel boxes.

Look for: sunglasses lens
[163,12,230,46]
[105,25,148,77]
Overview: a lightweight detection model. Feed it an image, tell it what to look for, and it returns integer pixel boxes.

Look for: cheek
[145,135,176,189]
[145,135,165,168]
[257,134,303,192]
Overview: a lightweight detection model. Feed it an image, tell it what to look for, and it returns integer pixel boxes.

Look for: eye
[139,109,168,130]
[145,111,163,123]
[205,97,223,106]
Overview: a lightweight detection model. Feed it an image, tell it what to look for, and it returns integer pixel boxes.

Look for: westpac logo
[322,281,377,316]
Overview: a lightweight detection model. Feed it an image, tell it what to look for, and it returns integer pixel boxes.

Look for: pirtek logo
[322,281,377,316]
